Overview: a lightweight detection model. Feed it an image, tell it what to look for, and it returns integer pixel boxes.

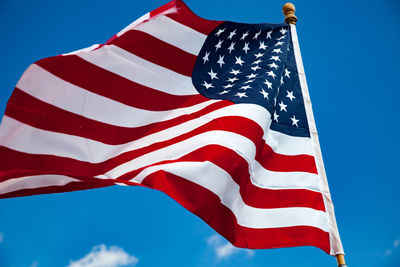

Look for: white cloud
[67,244,138,267]
[215,243,237,259]
[206,235,254,260]
[0,232,3,243]
[30,261,38,267]
[382,237,400,258]
[384,249,392,257]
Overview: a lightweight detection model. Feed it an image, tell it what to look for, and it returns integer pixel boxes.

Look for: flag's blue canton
[192,22,310,137]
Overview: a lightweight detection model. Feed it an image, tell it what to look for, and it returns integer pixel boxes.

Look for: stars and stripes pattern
[0,0,343,256]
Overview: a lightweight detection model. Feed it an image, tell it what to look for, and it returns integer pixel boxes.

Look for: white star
[275,41,284,46]
[240,31,249,40]
[286,90,296,101]
[223,83,234,89]
[228,29,237,40]
[227,77,239,83]
[280,76,284,85]
[266,30,272,39]
[270,56,280,61]
[227,42,235,54]
[260,89,269,99]
[254,52,264,58]
[268,62,279,69]
[253,30,261,40]
[246,73,257,79]
[215,39,223,51]
[267,70,276,79]
[230,69,241,75]
[277,35,286,41]
[280,28,288,35]
[251,65,261,71]
[215,27,226,36]
[273,48,282,54]
[208,69,218,80]
[285,68,291,78]
[236,92,248,98]
[291,115,299,127]
[264,79,272,89]
[273,111,279,122]
[202,51,210,64]
[259,41,267,50]
[219,90,230,95]
[201,81,214,89]
[278,101,287,112]
[235,56,244,66]
[240,85,251,90]
[242,42,250,54]
[245,79,254,84]
[252,59,262,65]
[217,55,225,67]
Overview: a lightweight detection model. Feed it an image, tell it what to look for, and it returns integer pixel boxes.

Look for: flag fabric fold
[0,0,343,255]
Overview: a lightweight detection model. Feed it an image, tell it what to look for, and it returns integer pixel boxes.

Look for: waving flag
[0,0,343,255]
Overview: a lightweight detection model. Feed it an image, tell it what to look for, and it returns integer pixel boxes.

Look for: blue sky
[0,0,399,266]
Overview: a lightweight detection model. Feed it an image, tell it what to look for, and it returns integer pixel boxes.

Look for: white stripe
[134,15,206,55]
[0,116,91,161]
[62,44,101,56]
[131,161,328,230]
[116,12,151,37]
[17,64,217,128]
[78,44,198,95]
[290,24,343,254]
[0,175,79,195]
[252,161,320,191]
[0,117,321,190]
[264,129,314,156]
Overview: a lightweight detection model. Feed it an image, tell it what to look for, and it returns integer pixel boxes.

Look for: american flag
[0,0,343,255]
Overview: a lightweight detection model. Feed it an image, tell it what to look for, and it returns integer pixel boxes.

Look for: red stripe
[7,89,231,145]
[149,0,176,18]
[0,179,113,199]
[0,143,324,211]
[0,146,100,181]
[142,170,330,253]
[35,55,207,111]
[163,0,223,36]
[257,143,318,174]
[110,30,196,77]
[6,91,317,174]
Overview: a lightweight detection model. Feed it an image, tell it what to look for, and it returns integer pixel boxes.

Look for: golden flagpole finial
[336,254,347,267]
[282,3,297,24]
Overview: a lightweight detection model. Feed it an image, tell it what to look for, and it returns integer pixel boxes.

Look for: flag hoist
[283,3,347,267]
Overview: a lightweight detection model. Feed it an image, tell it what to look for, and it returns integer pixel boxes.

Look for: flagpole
[282,3,347,267]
